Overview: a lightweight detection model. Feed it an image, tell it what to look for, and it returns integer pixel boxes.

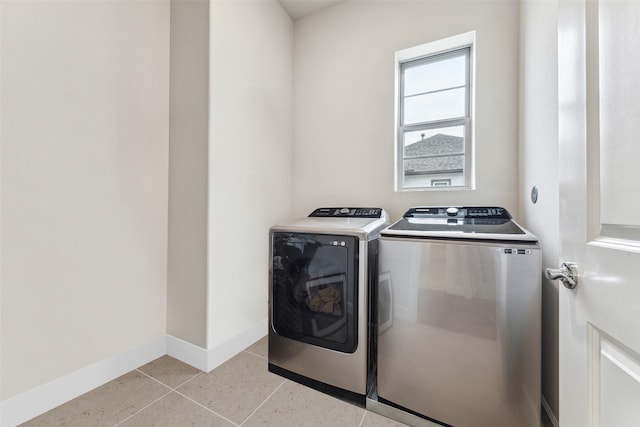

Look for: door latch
[545,262,578,289]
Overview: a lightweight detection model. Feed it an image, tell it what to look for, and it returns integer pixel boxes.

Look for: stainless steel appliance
[368,206,541,427]
[269,207,389,404]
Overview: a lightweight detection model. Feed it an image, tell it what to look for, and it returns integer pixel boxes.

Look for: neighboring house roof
[404,133,464,175]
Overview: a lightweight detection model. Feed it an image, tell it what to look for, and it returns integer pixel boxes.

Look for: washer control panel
[404,206,511,220]
[309,207,384,218]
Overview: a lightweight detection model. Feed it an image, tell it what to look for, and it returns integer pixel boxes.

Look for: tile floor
[20,337,409,427]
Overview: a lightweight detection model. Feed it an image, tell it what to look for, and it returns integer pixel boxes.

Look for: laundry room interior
[4,0,639,426]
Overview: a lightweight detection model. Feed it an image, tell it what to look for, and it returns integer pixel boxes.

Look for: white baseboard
[167,319,267,372]
[0,337,166,427]
[1,322,268,427]
[541,395,559,427]
[166,334,210,371]
[206,318,267,372]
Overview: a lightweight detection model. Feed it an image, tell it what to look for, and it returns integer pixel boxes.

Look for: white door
[557,1,640,426]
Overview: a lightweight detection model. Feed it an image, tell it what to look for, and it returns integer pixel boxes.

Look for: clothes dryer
[269,207,389,404]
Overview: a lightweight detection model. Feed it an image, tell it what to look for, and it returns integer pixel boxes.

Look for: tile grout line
[171,388,241,427]
[113,348,272,427]
[130,351,276,426]
[239,378,287,426]
[111,369,178,427]
[112,369,207,426]
[170,371,206,390]
[243,350,267,360]
[133,369,240,426]
[112,389,173,427]
[135,368,203,390]
[357,407,368,427]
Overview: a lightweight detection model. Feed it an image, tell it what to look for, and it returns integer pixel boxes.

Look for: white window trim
[394,31,476,191]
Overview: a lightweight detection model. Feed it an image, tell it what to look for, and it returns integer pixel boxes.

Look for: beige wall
[519,0,560,421]
[292,0,521,220]
[208,0,293,347]
[0,1,170,399]
[167,0,209,348]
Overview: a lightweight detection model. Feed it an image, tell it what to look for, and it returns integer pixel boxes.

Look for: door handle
[545,262,578,289]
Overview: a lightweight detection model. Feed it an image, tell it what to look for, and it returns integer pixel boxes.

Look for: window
[395,32,475,190]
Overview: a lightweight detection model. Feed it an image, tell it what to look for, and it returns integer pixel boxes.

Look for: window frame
[394,31,476,191]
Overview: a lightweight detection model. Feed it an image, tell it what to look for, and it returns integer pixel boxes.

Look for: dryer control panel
[309,207,384,218]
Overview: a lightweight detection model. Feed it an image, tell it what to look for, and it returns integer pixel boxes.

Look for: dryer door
[271,232,358,353]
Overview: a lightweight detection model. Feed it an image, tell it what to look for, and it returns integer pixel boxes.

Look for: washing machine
[268,207,389,404]
[367,206,541,427]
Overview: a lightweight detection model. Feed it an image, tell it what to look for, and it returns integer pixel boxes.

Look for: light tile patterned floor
[20,338,409,427]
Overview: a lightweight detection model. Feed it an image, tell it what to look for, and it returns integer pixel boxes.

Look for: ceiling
[278,0,343,20]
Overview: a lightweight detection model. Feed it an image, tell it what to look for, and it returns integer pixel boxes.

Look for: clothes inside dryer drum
[271,232,357,349]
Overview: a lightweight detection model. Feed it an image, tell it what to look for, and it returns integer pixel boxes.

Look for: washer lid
[382,206,538,242]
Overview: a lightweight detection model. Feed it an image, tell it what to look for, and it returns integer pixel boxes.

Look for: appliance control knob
[446,207,459,216]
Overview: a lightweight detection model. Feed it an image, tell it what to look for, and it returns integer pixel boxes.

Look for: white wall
[208,1,293,347]
[519,0,560,422]
[292,0,521,220]
[0,0,170,399]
